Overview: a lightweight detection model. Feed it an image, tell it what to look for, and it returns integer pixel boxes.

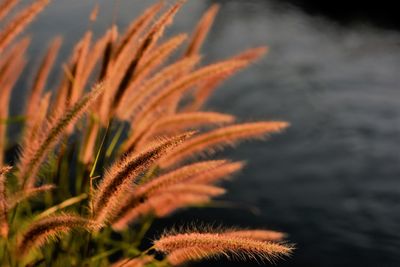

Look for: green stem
[156,260,170,267]
[83,232,93,262]
[85,247,120,264]
[105,123,125,158]
[88,119,113,216]
[0,115,26,124]
[89,120,111,178]
[139,166,159,185]
[133,215,154,247]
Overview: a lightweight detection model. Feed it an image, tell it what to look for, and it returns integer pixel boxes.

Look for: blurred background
[16,0,400,266]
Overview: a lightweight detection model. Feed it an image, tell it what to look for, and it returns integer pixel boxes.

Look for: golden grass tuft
[135,160,227,197]
[160,121,289,168]
[18,83,105,189]
[0,1,293,265]
[223,229,287,242]
[17,213,98,256]
[184,4,220,57]
[0,0,19,21]
[113,2,163,63]
[117,55,201,124]
[187,161,245,184]
[0,165,12,237]
[135,111,235,149]
[0,37,29,164]
[0,0,49,52]
[112,193,212,231]
[110,160,228,230]
[8,184,55,209]
[133,59,249,127]
[154,231,293,265]
[26,37,62,117]
[112,33,188,113]
[92,132,194,225]
[184,46,269,112]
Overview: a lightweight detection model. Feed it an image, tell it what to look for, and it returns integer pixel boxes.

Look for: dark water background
[13,0,400,266]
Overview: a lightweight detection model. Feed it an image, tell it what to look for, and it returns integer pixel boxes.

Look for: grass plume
[92,132,194,224]
[17,213,97,256]
[18,83,104,189]
[135,112,235,148]
[0,38,28,164]
[26,37,62,117]
[0,0,19,21]
[0,1,293,266]
[160,121,289,168]
[0,0,49,52]
[154,231,293,265]
[184,4,220,57]
[0,165,12,237]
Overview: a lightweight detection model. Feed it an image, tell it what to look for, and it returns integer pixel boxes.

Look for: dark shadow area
[277,0,400,29]
[213,0,400,30]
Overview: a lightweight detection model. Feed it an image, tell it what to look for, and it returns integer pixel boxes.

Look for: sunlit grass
[0,1,292,266]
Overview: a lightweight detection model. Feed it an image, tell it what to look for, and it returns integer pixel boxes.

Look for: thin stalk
[133,215,154,247]
[36,193,88,219]
[86,247,120,264]
[5,242,12,267]
[90,120,112,178]
[155,259,169,267]
[139,165,159,185]
[105,123,125,158]
[0,115,25,124]
[88,120,112,217]
[83,120,113,261]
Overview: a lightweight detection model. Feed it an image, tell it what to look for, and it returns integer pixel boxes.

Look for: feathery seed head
[160,121,289,168]
[134,160,227,197]
[92,132,194,224]
[187,161,245,184]
[135,112,235,148]
[0,165,12,238]
[17,213,98,257]
[0,0,19,21]
[0,1,293,265]
[0,0,50,52]
[184,4,220,57]
[154,231,293,265]
[223,229,287,242]
[18,83,105,189]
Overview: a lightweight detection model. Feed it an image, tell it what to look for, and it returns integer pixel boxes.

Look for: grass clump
[0,1,292,266]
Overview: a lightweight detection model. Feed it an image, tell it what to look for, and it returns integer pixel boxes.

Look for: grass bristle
[92,132,194,225]
[160,121,289,168]
[0,0,49,52]
[17,83,105,189]
[154,231,293,265]
[17,213,98,256]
